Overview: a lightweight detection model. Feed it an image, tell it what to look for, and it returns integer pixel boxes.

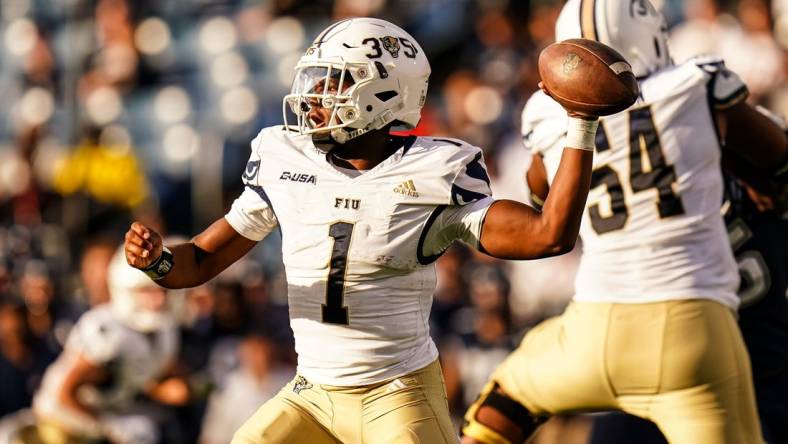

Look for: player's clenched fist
[124,222,163,269]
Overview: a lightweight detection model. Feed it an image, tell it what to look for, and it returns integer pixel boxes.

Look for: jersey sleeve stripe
[431,138,462,147]
[248,185,273,208]
[248,185,282,239]
[403,135,418,152]
[416,205,448,265]
[713,86,749,110]
[466,152,491,185]
[451,185,489,205]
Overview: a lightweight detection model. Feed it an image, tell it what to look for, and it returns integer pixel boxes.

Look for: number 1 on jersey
[323,222,353,325]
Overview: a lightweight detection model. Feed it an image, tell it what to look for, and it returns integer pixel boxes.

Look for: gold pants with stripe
[232,359,458,444]
[491,299,763,444]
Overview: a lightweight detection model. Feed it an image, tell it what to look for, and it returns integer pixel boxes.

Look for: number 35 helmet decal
[283,18,431,144]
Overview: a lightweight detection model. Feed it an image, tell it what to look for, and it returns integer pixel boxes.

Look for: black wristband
[143,247,174,280]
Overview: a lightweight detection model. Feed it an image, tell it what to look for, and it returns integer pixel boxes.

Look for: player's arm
[58,353,109,420]
[718,104,788,204]
[700,60,788,195]
[125,128,277,287]
[479,116,595,260]
[126,172,278,287]
[124,219,257,289]
[525,153,550,212]
[719,102,788,170]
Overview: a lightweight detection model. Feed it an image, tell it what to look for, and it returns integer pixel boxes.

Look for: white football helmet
[283,18,430,144]
[107,246,176,333]
[555,0,671,78]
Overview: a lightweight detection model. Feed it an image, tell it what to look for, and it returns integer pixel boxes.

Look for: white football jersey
[226,126,493,386]
[34,305,178,423]
[522,57,744,308]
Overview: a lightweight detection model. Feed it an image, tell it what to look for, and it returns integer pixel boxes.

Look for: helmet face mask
[283,18,430,144]
[284,63,366,140]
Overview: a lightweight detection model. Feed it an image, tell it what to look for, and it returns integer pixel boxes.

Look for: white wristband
[564,117,599,151]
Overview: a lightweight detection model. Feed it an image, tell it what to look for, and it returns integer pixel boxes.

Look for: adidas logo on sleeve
[393,180,419,197]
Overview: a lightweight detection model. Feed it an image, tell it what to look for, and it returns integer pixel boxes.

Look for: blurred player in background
[124,16,600,444]
[461,0,788,443]
[725,177,788,443]
[588,123,788,444]
[19,247,183,444]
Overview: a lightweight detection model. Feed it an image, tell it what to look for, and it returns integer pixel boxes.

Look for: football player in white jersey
[461,1,788,444]
[25,247,180,444]
[123,17,603,444]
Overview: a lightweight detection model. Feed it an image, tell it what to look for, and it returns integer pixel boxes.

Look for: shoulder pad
[70,307,123,365]
[690,56,749,109]
[402,138,492,205]
[251,125,289,156]
[521,91,567,156]
[240,126,286,186]
[449,145,492,206]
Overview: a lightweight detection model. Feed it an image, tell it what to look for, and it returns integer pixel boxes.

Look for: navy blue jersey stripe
[246,185,281,238]
[417,205,448,265]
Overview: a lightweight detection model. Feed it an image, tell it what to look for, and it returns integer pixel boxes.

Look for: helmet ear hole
[653,37,661,58]
[375,90,398,102]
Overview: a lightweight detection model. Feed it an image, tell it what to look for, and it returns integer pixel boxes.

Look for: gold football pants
[232,359,458,444]
[477,299,763,444]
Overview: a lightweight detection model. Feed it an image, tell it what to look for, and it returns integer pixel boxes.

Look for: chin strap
[332,106,400,143]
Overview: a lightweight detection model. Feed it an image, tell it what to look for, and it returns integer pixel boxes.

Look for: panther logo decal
[380,36,400,58]
[563,53,582,75]
[292,376,313,394]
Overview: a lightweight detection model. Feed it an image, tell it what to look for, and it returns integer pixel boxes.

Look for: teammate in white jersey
[123,17,602,444]
[461,1,788,444]
[25,247,180,444]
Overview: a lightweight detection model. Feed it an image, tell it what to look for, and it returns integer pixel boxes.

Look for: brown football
[538,38,639,116]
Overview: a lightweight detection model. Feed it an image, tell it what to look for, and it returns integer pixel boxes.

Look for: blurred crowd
[0,0,786,442]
